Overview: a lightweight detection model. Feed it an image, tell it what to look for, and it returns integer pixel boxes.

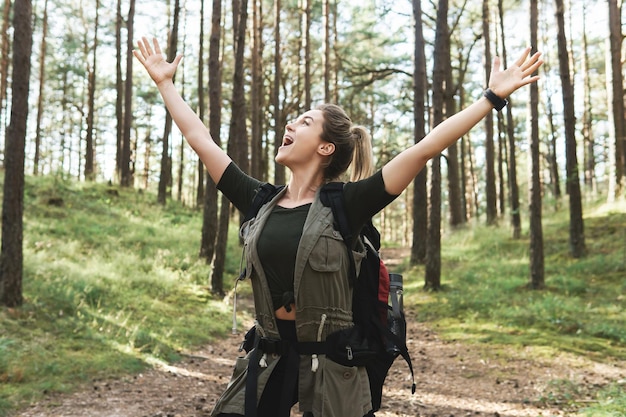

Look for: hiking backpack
[242,181,416,413]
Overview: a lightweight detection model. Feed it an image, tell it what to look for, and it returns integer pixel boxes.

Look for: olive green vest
[211,186,372,417]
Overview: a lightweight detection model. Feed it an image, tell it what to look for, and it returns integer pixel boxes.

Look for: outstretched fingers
[514,47,532,67]
[135,37,160,61]
[521,52,543,78]
[151,37,162,55]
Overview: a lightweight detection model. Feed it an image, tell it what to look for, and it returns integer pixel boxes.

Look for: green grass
[402,197,626,414]
[1,175,625,416]
[0,175,243,416]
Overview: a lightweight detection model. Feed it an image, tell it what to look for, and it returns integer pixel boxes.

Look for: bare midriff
[274,303,296,321]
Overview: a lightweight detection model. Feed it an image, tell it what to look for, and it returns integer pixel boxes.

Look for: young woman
[134,37,542,417]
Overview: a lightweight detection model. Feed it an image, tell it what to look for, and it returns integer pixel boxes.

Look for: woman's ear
[318,142,335,156]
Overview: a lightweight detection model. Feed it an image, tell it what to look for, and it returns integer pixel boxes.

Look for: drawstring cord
[232,250,247,334]
[311,313,327,372]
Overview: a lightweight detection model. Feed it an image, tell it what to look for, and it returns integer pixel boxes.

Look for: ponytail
[349,125,374,181]
[317,103,374,182]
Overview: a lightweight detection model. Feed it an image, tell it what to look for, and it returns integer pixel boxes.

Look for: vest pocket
[308,229,344,273]
[211,350,281,416]
[312,357,372,417]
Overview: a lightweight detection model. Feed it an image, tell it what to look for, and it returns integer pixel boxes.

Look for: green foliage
[2,174,625,415]
[402,199,626,413]
[0,175,238,414]
[579,383,626,416]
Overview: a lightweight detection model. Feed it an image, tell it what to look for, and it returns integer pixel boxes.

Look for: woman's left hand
[488,47,543,98]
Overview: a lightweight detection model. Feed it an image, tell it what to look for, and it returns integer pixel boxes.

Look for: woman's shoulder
[217,162,264,213]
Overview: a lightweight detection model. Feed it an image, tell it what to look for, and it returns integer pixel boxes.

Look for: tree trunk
[446,66,463,227]
[143,124,153,190]
[115,0,123,183]
[199,0,222,264]
[85,0,99,181]
[0,0,32,307]
[0,0,10,142]
[272,0,285,184]
[410,0,427,265]
[497,113,506,216]
[231,0,249,173]
[607,0,625,199]
[60,70,68,171]
[322,0,330,102]
[547,98,561,201]
[425,0,448,291]
[196,0,206,207]
[121,0,136,187]
[211,195,230,296]
[581,4,595,195]
[528,0,544,290]
[555,0,586,258]
[33,0,48,176]
[250,0,264,179]
[157,0,180,202]
[302,0,312,110]
[498,0,521,238]
[482,0,497,225]
[212,0,249,295]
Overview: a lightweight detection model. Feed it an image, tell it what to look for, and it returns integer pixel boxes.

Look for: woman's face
[275,109,331,167]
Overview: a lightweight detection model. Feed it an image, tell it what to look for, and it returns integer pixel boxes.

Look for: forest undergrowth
[0,175,624,416]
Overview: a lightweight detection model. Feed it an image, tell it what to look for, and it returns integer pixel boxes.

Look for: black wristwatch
[483,88,508,111]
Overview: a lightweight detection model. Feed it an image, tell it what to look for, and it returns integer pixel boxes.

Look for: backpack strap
[243,182,284,224]
[375,315,417,395]
[320,182,358,284]
[241,182,283,417]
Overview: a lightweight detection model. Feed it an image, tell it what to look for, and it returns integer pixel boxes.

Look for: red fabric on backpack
[377,259,390,325]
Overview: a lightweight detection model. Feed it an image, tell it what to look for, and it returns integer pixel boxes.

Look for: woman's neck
[280,174,323,208]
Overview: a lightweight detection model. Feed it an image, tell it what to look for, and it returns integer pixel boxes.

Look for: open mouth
[282,136,294,146]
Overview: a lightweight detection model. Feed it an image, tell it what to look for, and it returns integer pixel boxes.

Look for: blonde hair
[316,104,374,182]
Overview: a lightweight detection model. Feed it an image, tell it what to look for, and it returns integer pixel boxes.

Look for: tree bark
[482,0,497,225]
[528,0,544,289]
[410,0,427,265]
[581,4,595,195]
[272,0,285,184]
[199,0,222,265]
[446,65,463,227]
[33,0,48,176]
[250,0,264,179]
[425,0,448,291]
[322,0,330,102]
[196,0,206,207]
[607,0,625,199]
[115,0,123,183]
[302,0,312,110]
[212,0,249,296]
[121,0,136,187]
[0,0,10,140]
[555,0,586,258]
[157,0,181,202]
[0,0,32,307]
[85,0,99,181]
[230,0,249,173]
[498,0,521,239]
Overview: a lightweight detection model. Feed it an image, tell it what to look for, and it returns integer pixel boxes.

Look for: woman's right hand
[133,37,182,86]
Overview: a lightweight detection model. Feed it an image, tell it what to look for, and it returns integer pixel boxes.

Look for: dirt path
[14,312,626,417]
[13,250,626,417]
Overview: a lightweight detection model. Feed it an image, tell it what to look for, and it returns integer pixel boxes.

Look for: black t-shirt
[217,163,398,310]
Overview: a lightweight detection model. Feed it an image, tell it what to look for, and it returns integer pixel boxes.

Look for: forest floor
[13,249,626,417]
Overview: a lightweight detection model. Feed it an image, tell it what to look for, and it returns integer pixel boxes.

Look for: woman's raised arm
[382,47,543,195]
[133,37,232,184]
